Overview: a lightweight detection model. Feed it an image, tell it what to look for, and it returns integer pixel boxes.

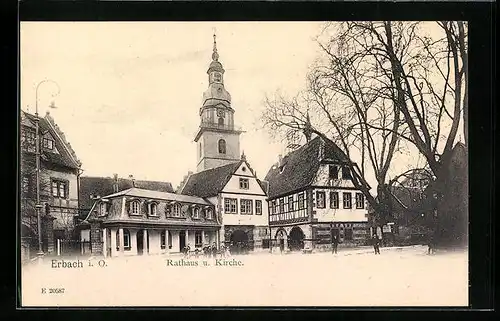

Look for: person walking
[331,234,339,254]
[372,234,381,255]
[428,233,435,255]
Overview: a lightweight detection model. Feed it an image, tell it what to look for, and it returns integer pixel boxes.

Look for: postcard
[19,21,469,307]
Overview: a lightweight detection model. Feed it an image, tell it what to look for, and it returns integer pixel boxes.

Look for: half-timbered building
[264,135,371,252]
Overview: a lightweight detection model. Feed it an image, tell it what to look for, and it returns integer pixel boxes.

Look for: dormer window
[172,204,181,217]
[342,166,352,180]
[206,208,213,219]
[193,207,200,219]
[149,203,158,216]
[329,165,339,179]
[131,200,140,215]
[43,138,54,150]
[99,203,108,216]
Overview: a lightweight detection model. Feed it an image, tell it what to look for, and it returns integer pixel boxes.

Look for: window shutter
[65,180,69,199]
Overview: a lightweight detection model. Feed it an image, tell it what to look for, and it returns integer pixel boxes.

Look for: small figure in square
[331,234,339,254]
[372,234,381,255]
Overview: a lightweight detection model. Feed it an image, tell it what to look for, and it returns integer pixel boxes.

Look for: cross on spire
[212,28,219,61]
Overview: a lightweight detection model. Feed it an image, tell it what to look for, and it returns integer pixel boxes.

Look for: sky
[20,22,326,189]
[20,21,464,192]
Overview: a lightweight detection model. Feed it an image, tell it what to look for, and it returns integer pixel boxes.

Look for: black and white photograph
[19,21,469,307]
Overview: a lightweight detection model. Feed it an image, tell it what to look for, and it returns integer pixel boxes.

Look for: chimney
[112,173,119,193]
[129,174,135,188]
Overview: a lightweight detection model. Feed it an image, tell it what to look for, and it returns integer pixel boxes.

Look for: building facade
[83,188,219,257]
[264,136,370,252]
[180,157,270,253]
[20,110,82,260]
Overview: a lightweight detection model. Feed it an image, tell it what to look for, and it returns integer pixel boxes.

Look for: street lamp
[34,79,60,261]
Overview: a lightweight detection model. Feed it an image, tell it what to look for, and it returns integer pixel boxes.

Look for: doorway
[289,226,305,251]
[179,231,186,251]
[230,230,249,254]
[137,230,149,255]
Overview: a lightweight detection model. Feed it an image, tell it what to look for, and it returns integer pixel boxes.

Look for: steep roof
[79,176,174,211]
[264,136,352,199]
[21,111,81,170]
[180,161,242,198]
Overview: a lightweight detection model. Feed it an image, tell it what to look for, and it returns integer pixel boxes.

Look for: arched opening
[289,226,305,251]
[218,117,224,126]
[230,230,249,254]
[218,139,226,154]
[275,228,288,252]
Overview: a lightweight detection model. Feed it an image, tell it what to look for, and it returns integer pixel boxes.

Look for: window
[195,231,203,247]
[355,193,365,209]
[239,178,249,189]
[43,138,54,150]
[288,196,294,211]
[330,192,339,209]
[279,198,284,213]
[240,199,253,215]
[218,117,224,126]
[316,191,326,208]
[99,203,107,216]
[172,204,181,217]
[206,208,213,219]
[224,198,237,214]
[342,166,352,180]
[255,200,262,215]
[298,193,305,209]
[193,207,200,219]
[214,72,222,83]
[51,180,67,198]
[116,229,131,250]
[149,203,158,216]
[329,165,339,179]
[344,228,353,241]
[21,129,36,152]
[161,230,166,249]
[343,193,352,209]
[218,139,226,154]
[130,201,140,215]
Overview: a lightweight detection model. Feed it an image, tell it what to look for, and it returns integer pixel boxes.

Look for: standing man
[372,233,381,255]
[331,234,339,254]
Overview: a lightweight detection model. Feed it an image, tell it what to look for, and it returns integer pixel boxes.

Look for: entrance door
[289,226,305,251]
[230,230,249,254]
[179,231,186,252]
[137,230,144,255]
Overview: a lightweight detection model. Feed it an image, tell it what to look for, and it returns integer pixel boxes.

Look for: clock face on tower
[217,108,225,117]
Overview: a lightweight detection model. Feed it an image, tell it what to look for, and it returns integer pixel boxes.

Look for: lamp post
[34,79,60,261]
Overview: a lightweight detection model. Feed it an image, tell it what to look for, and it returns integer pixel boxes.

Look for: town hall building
[264,124,371,252]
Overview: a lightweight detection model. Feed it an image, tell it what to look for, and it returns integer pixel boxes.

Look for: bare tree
[262,21,467,237]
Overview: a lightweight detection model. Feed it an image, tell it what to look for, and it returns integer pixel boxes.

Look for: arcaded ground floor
[21,245,468,306]
[98,226,220,257]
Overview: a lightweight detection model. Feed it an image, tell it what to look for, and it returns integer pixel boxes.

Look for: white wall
[312,188,368,223]
[220,161,269,226]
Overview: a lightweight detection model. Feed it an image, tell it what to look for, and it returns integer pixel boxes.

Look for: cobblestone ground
[21,245,468,307]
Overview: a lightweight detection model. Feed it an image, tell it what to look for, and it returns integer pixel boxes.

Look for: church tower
[194,33,243,172]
